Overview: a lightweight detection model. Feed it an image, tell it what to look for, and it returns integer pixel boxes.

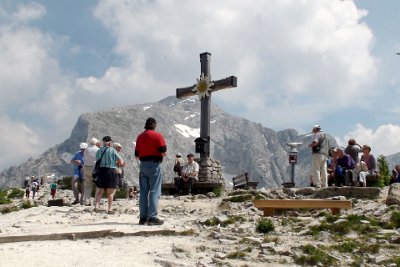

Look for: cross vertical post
[176,52,237,161]
[200,52,211,158]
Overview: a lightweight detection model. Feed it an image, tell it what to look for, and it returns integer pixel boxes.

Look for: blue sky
[1,0,400,171]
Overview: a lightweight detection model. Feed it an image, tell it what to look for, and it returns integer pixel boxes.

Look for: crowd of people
[309,124,400,188]
[67,117,174,225]
[22,117,200,226]
[23,175,49,199]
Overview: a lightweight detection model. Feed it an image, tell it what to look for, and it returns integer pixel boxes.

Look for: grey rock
[0,96,338,189]
[386,183,400,205]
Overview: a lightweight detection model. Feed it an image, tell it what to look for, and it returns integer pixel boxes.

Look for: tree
[377,155,391,187]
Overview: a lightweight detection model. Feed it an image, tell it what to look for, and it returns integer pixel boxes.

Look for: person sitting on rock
[174,153,199,195]
[334,148,355,187]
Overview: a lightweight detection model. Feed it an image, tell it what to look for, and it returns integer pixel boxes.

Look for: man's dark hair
[144,117,157,130]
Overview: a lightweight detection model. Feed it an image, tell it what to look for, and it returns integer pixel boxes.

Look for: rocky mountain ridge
[1,95,338,189]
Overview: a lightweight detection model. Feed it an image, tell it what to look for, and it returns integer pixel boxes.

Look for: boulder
[385,183,400,206]
[312,187,381,199]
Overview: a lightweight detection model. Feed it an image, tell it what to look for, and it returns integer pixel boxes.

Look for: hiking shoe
[138,218,147,225]
[148,218,164,226]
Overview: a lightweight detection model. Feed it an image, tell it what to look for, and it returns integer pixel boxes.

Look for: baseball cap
[102,136,112,142]
[312,124,321,131]
[145,117,157,128]
[176,153,182,157]
[187,153,194,157]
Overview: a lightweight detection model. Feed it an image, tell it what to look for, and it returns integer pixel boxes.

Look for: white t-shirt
[181,161,199,180]
[84,144,99,167]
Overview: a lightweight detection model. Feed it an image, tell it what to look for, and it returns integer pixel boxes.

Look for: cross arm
[176,76,237,99]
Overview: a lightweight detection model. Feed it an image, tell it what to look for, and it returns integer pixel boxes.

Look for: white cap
[176,153,182,157]
[90,137,100,145]
[79,142,88,149]
[114,142,122,148]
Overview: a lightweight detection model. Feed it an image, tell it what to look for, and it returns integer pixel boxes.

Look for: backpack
[173,162,183,176]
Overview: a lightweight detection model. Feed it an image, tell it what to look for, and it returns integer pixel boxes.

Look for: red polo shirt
[135,129,167,161]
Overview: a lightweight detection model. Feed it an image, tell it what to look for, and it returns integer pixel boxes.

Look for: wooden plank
[0,230,118,244]
[254,199,352,209]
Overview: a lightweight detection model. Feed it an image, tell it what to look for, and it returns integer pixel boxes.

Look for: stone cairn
[196,157,223,183]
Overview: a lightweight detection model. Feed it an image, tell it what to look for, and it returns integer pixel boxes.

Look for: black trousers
[174,177,194,194]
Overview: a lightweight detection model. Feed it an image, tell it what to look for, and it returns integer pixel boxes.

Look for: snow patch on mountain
[175,124,200,138]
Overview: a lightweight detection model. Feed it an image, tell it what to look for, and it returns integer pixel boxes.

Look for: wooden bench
[232,172,259,190]
[161,181,223,195]
[254,199,352,216]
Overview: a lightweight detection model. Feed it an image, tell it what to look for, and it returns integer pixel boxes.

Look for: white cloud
[0,1,393,172]
[89,0,377,131]
[337,123,400,157]
[0,115,41,169]
[12,2,46,23]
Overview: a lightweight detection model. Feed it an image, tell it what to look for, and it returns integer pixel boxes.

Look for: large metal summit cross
[176,52,237,159]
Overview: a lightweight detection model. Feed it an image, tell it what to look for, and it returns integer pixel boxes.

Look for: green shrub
[21,200,35,209]
[114,188,128,199]
[226,250,246,259]
[213,186,222,197]
[256,218,274,233]
[8,188,24,198]
[0,197,11,205]
[204,217,219,226]
[359,243,380,254]
[59,176,73,190]
[377,155,391,187]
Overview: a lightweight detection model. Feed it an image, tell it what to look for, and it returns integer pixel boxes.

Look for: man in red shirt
[135,117,167,225]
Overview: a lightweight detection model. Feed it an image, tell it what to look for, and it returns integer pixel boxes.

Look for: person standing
[83,137,100,206]
[135,117,167,225]
[94,136,124,214]
[25,186,30,199]
[50,180,57,199]
[308,125,329,188]
[345,138,362,163]
[31,180,38,199]
[70,142,87,205]
[113,142,125,188]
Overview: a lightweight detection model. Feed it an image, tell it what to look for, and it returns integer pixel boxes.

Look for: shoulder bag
[92,147,108,182]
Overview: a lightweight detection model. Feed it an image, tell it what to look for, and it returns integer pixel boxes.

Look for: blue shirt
[96,146,121,169]
[71,150,85,176]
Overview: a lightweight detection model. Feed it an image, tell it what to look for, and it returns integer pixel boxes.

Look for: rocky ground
[0,183,399,267]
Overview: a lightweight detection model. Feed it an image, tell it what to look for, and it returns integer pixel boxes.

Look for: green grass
[21,200,36,209]
[213,186,222,197]
[390,211,400,228]
[306,213,380,237]
[203,215,246,227]
[295,244,337,266]
[8,188,24,198]
[332,239,358,253]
